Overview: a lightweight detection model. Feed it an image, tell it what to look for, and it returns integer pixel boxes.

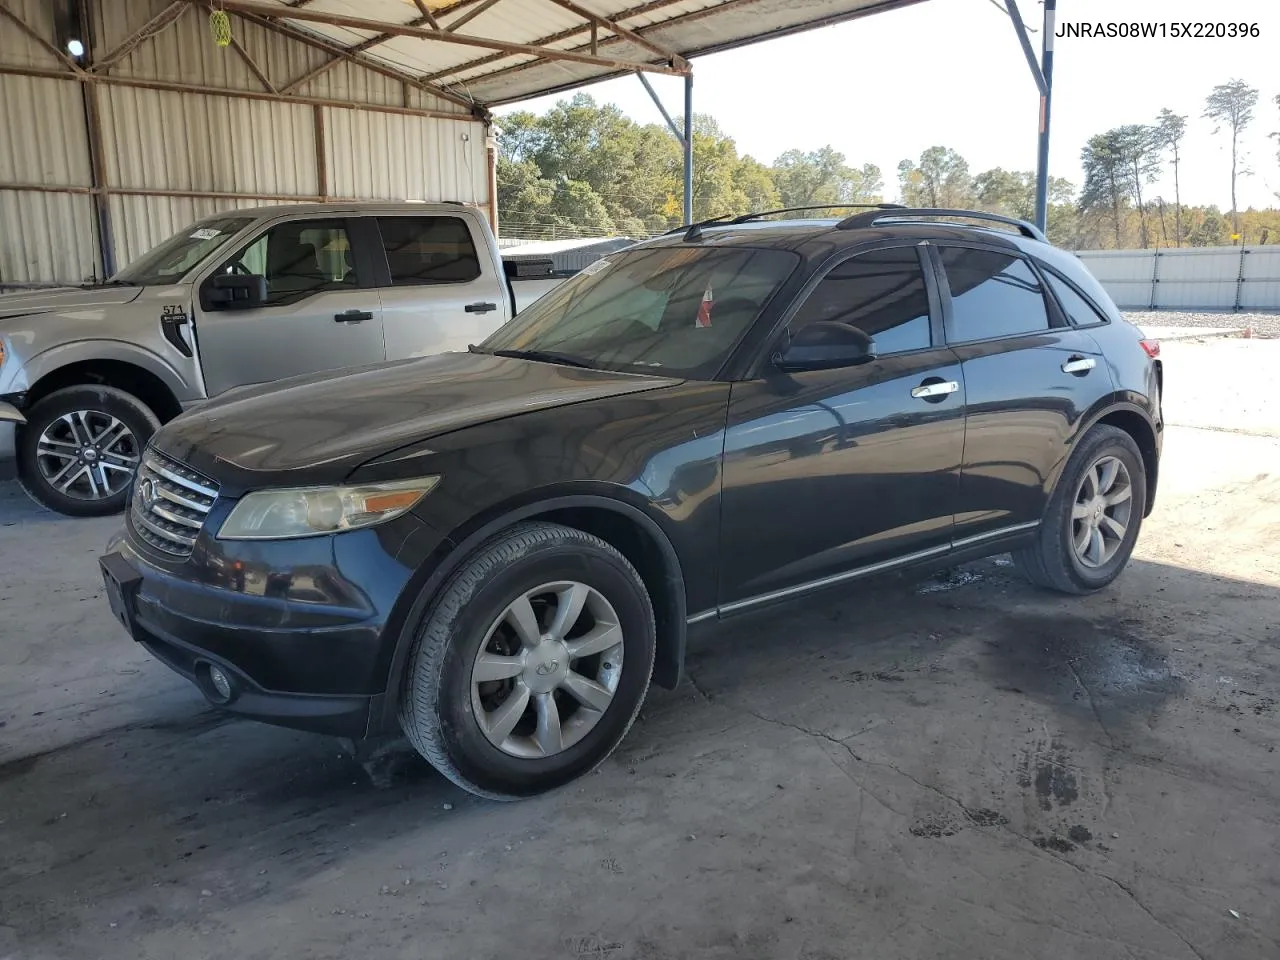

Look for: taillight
[1139,339,1160,358]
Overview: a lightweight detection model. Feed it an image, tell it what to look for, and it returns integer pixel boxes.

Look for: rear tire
[16,385,157,517]
[1013,424,1147,595]
[399,521,655,799]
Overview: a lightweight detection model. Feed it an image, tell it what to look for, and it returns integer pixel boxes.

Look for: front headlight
[218,477,440,540]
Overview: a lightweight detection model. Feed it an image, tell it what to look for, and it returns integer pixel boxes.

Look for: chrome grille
[130,451,219,556]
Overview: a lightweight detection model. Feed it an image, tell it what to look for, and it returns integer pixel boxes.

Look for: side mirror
[504,257,555,280]
[773,322,876,372]
[202,273,266,311]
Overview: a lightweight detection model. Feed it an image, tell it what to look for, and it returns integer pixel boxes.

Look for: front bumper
[100,511,445,738]
[0,400,22,465]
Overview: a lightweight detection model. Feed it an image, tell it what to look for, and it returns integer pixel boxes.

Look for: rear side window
[938,247,1050,342]
[377,216,481,285]
[789,246,932,355]
[1043,269,1109,326]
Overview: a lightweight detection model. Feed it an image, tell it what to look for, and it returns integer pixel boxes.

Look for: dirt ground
[1,338,1278,960]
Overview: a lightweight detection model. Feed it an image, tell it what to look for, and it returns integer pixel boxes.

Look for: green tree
[1203,79,1260,241]
[772,147,881,208]
[1155,109,1188,245]
[1080,131,1132,248]
[734,155,781,212]
[1113,125,1161,248]
[972,167,1073,221]
[897,146,972,207]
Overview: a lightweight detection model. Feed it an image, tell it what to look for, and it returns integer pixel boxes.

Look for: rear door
[932,242,1115,545]
[374,214,513,360]
[195,216,386,397]
[717,243,967,610]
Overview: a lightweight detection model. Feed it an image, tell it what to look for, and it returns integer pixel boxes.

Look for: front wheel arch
[378,495,688,736]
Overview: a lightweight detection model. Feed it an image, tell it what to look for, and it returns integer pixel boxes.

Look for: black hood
[152,352,680,492]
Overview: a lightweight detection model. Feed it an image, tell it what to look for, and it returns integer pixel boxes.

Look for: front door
[931,243,1116,544]
[718,244,966,611]
[195,217,386,398]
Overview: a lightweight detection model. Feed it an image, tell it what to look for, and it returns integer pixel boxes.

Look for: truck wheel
[1013,425,1147,595]
[399,521,655,799]
[16,385,158,517]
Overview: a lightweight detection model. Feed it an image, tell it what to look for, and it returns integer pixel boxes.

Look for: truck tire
[399,521,655,799]
[17,385,158,517]
[1013,424,1147,595]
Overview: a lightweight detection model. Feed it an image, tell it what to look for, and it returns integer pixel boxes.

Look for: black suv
[100,207,1163,799]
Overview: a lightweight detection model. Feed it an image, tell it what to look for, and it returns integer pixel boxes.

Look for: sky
[500,0,1280,210]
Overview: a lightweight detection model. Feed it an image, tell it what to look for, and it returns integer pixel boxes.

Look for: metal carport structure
[0,0,1057,284]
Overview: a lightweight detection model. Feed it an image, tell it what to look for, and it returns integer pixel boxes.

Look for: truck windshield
[478,246,799,380]
[111,217,253,286]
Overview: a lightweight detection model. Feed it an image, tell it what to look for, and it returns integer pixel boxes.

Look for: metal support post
[682,73,693,226]
[1034,0,1057,234]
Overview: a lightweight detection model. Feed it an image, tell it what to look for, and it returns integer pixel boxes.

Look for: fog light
[208,665,233,702]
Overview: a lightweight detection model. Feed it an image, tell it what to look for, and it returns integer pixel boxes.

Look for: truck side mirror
[202,273,266,311]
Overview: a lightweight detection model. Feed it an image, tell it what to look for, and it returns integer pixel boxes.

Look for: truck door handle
[1062,356,1096,375]
[335,310,373,323]
[911,379,959,402]
[465,302,498,314]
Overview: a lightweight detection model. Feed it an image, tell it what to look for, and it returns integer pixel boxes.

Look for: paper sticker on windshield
[189,228,221,241]
[581,258,612,276]
[695,284,713,328]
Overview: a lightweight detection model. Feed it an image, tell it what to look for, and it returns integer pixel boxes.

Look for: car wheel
[1013,424,1147,595]
[16,385,158,517]
[399,521,656,799]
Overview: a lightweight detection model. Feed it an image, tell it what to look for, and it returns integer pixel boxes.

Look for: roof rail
[729,203,906,224]
[836,207,1047,243]
[661,214,734,236]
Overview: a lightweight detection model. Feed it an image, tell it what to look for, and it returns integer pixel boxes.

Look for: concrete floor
[1,340,1278,960]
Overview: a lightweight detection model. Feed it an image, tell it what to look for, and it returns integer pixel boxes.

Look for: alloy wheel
[1070,455,1133,568]
[470,581,624,759]
[35,410,140,501]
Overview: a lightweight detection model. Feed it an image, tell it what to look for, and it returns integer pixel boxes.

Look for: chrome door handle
[1062,356,1096,374]
[911,380,959,399]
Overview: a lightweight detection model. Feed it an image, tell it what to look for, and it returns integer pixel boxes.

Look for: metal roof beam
[0,3,87,73]
[423,0,688,83]
[203,0,689,76]
[548,0,686,69]
[635,72,683,145]
[230,9,481,111]
[444,0,507,32]
[92,1,188,72]
[1004,0,1046,95]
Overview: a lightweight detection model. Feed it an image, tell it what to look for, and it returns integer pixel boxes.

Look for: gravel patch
[1122,310,1280,337]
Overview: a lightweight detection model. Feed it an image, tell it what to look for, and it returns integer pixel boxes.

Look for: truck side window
[221,220,356,305]
[377,217,482,285]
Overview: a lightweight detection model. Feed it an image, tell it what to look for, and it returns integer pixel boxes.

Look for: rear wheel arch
[1047,402,1159,519]
[379,495,688,733]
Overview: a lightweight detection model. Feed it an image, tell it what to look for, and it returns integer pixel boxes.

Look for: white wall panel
[0,191,98,285]
[0,75,89,186]
[1,0,60,68]
[101,87,318,196]
[324,108,487,203]
[107,195,307,269]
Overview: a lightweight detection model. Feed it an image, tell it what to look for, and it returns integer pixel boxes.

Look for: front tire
[16,385,158,517]
[399,522,656,799]
[1013,424,1147,595]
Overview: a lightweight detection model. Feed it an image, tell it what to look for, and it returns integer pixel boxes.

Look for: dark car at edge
[100,207,1164,799]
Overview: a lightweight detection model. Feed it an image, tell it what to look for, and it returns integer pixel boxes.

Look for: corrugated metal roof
[212,0,926,106]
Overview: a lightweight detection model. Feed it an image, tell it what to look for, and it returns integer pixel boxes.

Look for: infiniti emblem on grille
[138,477,157,509]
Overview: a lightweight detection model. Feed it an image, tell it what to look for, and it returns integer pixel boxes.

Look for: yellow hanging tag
[210,10,232,48]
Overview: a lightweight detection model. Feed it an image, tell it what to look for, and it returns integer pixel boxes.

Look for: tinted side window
[789,247,932,355]
[220,219,355,305]
[938,247,1050,342]
[378,217,481,285]
[1043,269,1109,326]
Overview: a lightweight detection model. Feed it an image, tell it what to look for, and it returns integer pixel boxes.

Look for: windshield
[479,246,800,380]
[112,216,254,285]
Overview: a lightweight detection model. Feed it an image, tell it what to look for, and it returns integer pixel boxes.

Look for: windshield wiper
[489,348,593,369]
[83,279,139,288]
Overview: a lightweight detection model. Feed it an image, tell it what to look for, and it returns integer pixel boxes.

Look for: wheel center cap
[83,447,98,462]
[524,640,568,693]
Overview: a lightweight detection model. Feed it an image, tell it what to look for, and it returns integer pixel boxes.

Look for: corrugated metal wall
[0,0,489,285]
[1075,247,1280,311]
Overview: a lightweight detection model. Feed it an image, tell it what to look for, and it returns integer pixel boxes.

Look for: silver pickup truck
[0,202,560,517]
